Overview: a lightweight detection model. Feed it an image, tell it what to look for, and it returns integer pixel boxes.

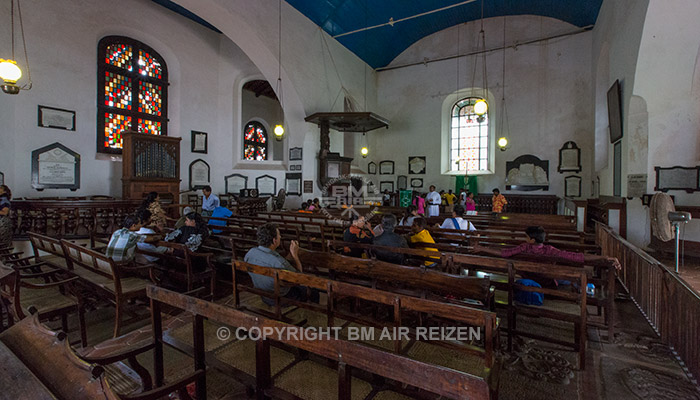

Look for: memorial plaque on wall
[256,175,277,196]
[558,141,581,173]
[627,174,647,198]
[189,159,210,190]
[31,142,80,191]
[225,173,247,194]
[303,180,314,194]
[654,166,700,193]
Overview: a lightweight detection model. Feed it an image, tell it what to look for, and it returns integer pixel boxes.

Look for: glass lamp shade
[274,124,284,139]
[360,146,369,158]
[497,137,509,150]
[0,59,22,83]
[474,99,488,115]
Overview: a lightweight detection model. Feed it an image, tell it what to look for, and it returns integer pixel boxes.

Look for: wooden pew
[0,312,202,400]
[296,248,494,309]
[60,240,151,338]
[142,241,216,299]
[150,285,497,399]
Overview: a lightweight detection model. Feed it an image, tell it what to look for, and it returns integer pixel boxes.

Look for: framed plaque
[654,166,700,193]
[613,142,621,196]
[289,147,303,161]
[408,156,426,174]
[31,142,80,191]
[505,154,549,191]
[256,175,277,196]
[303,180,314,194]
[285,173,302,196]
[564,175,581,198]
[38,105,75,131]
[189,159,210,190]
[380,181,394,193]
[368,162,377,174]
[225,173,247,194]
[627,174,647,198]
[410,178,423,188]
[397,175,407,190]
[558,141,581,173]
[379,160,394,175]
[191,131,208,153]
[0,171,3,186]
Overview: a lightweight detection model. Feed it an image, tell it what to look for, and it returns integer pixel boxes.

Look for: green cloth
[399,190,413,208]
[456,175,478,194]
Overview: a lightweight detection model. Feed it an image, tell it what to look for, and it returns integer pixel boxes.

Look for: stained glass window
[98,36,168,153]
[243,121,268,161]
[450,97,489,173]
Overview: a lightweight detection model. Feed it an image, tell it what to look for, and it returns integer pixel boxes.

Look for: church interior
[1,0,700,398]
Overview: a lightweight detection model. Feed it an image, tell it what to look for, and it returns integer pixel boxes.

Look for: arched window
[97,36,168,153]
[450,97,489,173]
[243,121,268,160]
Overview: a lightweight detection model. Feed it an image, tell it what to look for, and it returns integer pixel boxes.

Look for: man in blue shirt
[201,186,219,217]
[244,223,319,305]
[208,206,232,234]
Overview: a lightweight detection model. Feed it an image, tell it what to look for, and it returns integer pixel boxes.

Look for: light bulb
[274,124,284,137]
[474,99,488,115]
[360,146,369,158]
[498,137,508,149]
[0,59,22,83]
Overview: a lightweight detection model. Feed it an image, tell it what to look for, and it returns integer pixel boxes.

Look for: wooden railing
[596,222,700,381]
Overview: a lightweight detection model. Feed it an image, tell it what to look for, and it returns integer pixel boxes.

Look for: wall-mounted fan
[650,192,691,272]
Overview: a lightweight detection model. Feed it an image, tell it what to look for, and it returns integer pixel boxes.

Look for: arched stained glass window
[97,36,168,153]
[450,97,489,173]
[243,121,268,161]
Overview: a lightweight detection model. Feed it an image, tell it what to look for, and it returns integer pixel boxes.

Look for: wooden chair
[60,240,151,338]
[0,260,87,344]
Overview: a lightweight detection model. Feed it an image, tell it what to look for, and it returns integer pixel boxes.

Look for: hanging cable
[17,0,30,88]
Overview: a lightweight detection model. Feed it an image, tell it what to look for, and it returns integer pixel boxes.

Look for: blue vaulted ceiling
[153,0,603,69]
[286,0,604,68]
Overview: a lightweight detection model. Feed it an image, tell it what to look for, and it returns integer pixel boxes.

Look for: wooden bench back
[28,231,65,259]
[60,239,119,283]
[297,248,493,306]
[149,285,493,400]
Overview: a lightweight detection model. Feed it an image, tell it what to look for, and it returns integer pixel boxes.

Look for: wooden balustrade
[596,222,700,381]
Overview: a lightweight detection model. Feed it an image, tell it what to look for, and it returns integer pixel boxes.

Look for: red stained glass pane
[256,126,266,143]
[106,44,133,71]
[104,112,132,149]
[137,119,162,136]
[105,72,132,109]
[138,81,162,115]
[138,49,163,79]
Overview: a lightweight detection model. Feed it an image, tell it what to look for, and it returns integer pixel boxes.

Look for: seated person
[473,226,621,270]
[165,211,209,253]
[175,206,193,229]
[135,209,168,263]
[372,214,408,264]
[407,217,440,267]
[298,202,312,214]
[106,210,151,263]
[399,205,419,226]
[342,214,374,257]
[308,198,320,211]
[208,206,233,234]
[244,223,319,306]
[140,191,167,232]
[437,204,476,231]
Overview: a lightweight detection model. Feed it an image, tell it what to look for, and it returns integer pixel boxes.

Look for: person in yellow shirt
[444,189,457,213]
[408,217,440,267]
[492,188,507,213]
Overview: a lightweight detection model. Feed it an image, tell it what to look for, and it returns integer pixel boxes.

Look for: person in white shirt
[425,185,441,217]
[135,226,168,263]
[438,205,476,231]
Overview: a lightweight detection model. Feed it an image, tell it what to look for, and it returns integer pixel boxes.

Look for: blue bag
[515,279,544,306]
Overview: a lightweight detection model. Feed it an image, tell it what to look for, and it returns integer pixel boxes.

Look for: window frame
[242,120,269,161]
[441,90,495,176]
[97,35,169,154]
